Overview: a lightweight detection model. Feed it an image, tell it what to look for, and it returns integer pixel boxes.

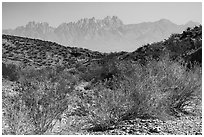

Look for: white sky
[2,2,202,29]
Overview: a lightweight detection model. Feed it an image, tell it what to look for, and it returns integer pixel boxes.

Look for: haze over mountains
[3,16,200,52]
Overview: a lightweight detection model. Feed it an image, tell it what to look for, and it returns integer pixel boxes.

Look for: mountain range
[3,16,200,52]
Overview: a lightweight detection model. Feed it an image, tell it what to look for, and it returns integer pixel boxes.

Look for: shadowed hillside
[2,35,105,68]
[119,25,202,66]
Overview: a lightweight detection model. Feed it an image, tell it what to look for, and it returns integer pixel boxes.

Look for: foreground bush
[78,56,201,131]
[2,63,19,81]
[128,57,201,119]
[3,66,78,134]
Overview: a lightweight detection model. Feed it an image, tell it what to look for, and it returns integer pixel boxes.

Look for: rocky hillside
[2,34,105,68]
[119,25,202,66]
[3,16,200,52]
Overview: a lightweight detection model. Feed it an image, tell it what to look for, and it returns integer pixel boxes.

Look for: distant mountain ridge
[3,16,200,52]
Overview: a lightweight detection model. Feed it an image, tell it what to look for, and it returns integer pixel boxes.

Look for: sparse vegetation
[2,26,202,135]
[3,66,79,134]
[75,56,201,131]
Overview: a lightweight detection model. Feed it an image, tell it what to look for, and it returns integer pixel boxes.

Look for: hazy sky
[2,2,202,29]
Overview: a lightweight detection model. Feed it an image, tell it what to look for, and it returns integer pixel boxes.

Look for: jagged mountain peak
[72,16,123,28]
[25,21,50,29]
[76,17,97,27]
[102,16,123,27]
[55,16,123,32]
[26,21,36,28]
[3,17,200,52]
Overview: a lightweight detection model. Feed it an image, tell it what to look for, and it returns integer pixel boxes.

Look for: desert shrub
[2,63,19,81]
[2,93,35,135]
[73,61,146,131]
[74,79,133,132]
[3,66,78,134]
[78,63,103,82]
[127,56,201,119]
[78,55,201,131]
[166,63,202,115]
[78,58,122,83]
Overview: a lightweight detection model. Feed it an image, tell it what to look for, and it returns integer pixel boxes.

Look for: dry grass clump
[2,65,78,134]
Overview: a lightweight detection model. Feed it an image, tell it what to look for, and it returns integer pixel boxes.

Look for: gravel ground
[82,115,202,135]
